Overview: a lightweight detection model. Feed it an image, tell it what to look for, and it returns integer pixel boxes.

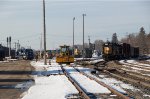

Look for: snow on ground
[76,67,139,94]
[144,94,150,97]
[64,66,111,94]
[127,60,150,67]
[30,60,50,67]
[122,65,150,72]
[22,75,78,99]
[75,57,102,61]
[119,60,150,76]
[22,60,78,99]
[88,59,104,64]
[120,60,150,67]
[121,68,150,77]
[0,61,9,63]
[46,66,63,75]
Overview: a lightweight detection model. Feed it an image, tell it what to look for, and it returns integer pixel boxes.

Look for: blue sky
[0,0,150,50]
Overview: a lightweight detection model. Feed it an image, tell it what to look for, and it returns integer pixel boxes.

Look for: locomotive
[23,49,34,60]
[102,42,139,61]
[16,48,34,60]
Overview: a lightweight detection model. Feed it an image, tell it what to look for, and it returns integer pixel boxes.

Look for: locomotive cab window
[61,48,67,53]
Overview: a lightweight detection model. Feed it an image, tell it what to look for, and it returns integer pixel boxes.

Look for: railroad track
[106,61,150,90]
[104,69,150,90]
[117,61,150,79]
[117,69,150,83]
[121,61,150,71]
[61,65,130,99]
[138,60,150,65]
[74,67,131,99]
[61,65,91,99]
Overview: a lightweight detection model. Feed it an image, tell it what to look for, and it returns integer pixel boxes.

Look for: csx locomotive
[102,42,139,61]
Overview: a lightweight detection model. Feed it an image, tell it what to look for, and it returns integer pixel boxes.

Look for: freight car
[23,49,34,60]
[102,42,139,61]
[84,48,92,58]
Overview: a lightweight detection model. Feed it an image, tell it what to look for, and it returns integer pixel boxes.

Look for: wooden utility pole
[9,36,11,58]
[43,0,47,65]
[82,14,86,58]
[73,17,75,56]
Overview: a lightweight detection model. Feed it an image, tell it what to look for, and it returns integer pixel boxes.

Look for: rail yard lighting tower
[43,0,47,65]
[82,14,86,58]
[73,17,75,56]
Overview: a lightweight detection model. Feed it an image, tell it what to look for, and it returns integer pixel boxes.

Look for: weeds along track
[62,65,130,99]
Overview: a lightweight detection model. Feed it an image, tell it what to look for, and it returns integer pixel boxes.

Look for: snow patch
[22,75,78,99]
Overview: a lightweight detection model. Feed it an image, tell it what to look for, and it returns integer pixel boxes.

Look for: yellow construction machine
[56,45,74,64]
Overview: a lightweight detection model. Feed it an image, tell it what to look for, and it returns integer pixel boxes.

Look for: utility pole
[7,37,8,47]
[88,36,90,44]
[9,36,11,58]
[43,0,47,65]
[15,42,16,51]
[82,14,86,58]
[18,40,20,50]
[73,17,75,56]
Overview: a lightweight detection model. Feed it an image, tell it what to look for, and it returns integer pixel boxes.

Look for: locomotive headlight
[104,47,110,54]
[106,47,109,51]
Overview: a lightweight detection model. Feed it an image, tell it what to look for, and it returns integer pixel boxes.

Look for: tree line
[120,27,150,55]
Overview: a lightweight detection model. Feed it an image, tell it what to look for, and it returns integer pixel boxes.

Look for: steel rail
[104,70,150,90]
[74,67,130,99]
[121,62,150,70]
[60,66,90,99]
[116,69,150,82]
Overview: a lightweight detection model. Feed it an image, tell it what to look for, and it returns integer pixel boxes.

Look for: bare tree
[121,27,150,54]
[94,40,104,52]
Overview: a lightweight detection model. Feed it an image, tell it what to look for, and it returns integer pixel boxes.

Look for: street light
[73,17,75,56]
[43,0,47,65]
[82,14,86,58]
